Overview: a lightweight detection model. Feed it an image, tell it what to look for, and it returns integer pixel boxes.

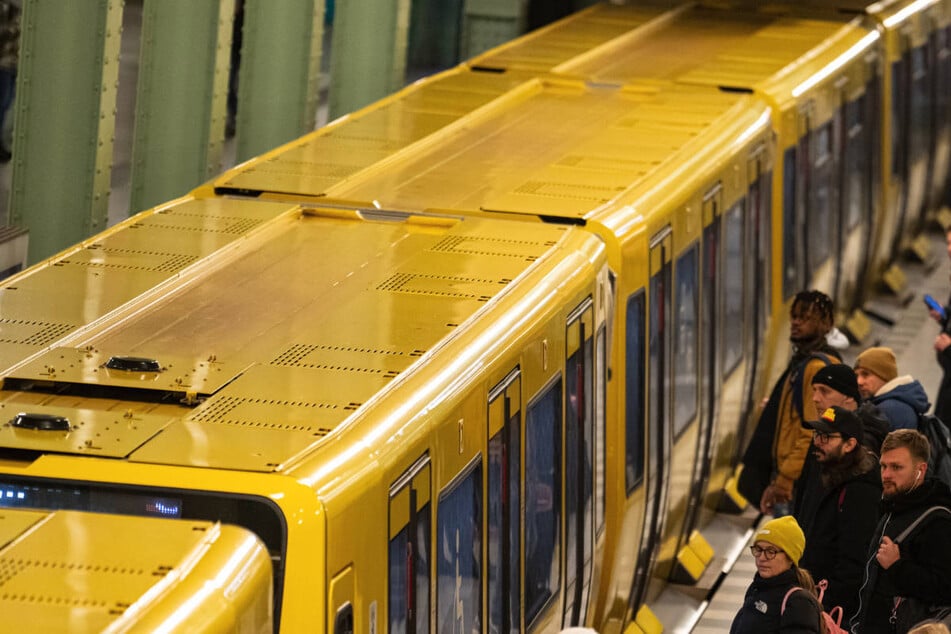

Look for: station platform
[691,229,951,632]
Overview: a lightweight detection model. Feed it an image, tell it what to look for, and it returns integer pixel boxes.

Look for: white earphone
[915,470,921,482]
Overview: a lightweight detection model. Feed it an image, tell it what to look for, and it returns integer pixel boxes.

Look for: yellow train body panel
[0,1,948,632]
[0,509,272,632]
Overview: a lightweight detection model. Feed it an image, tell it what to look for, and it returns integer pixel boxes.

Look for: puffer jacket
[731,567,823,633]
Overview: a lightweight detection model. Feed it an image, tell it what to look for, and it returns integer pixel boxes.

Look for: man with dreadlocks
[738,290,842,516]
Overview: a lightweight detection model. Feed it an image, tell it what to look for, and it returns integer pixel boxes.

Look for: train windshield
[0,475,288,628]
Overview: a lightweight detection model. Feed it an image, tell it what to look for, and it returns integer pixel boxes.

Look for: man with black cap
[798,406,881,622]
[811,364,889,454]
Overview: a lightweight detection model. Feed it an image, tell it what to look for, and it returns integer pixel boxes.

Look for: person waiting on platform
[854,346,929,430]
[851,430,951,633]
[730,516,823,633]
[738,290,841,516]
[931,226,951,424]
[797,407,881,622]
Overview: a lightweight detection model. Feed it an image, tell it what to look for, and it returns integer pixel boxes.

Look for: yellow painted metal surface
[325,79,750,221]
[0,201,572,472]
[210,67,530,197]
[0,197,298,375]
[556,5,852,89]
[0,402,173,457]
[0,510,271,633]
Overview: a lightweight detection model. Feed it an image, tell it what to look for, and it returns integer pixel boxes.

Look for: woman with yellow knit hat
[730,516,823,633]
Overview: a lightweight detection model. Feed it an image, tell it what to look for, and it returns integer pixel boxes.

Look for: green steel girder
[130,0,234,214]
[11,0,122,264]
[235,0,323,162]
[328,0,411,120]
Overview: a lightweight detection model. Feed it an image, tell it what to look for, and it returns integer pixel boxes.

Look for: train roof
[553,4,873,92]
[0,200,599,472]
[0,509,271,631]
[209,75,770,232]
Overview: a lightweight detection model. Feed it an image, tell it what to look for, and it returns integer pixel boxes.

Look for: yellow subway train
[0,1,947,632]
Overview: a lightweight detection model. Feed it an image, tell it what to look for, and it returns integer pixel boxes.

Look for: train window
[808,122,833,275]
[437,460,482,634]
[844,95,867,231]
[673,245,698,436]
[488,370,521,634]
[891,57,906,178]
[782,147,798,299]
[723,203,745,376]
[525,377,562,625]
[388,458,432,634]
[624,291,646,494]
[334,603,354,634]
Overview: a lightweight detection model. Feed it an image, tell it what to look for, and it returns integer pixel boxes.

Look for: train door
[388,456,432,634]
[741,147,770,449]
[627,227,673,616]
[488,369,521,634]
[805,105,838,295]
[905,21,932,234]
[927,17,951,216]
[679,189,715,546]
[890,28,912,255]
[563,299,596,628]
[838,75,876,312]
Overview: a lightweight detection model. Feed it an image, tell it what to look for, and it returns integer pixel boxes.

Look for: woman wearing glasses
[730,516,823,633]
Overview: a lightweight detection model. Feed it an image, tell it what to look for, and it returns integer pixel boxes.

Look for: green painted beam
[462,0,526,58]
[236,0,323,162]
[10,0,122,264]
[130,0,234,214]
[328,0,411,119]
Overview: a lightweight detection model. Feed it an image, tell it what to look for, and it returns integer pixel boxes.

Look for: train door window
[673,245,698,437]
[564,300,595,627]
[750,149,772,335]
[844,95,868,232]
[335,603,354,634]
[628,229,674,614]
[524,377,562,626]
[488,369,521,634]
[892,45,909,179]
[388,457,432,634]
[808,122,833,275]
[624,291,646,495]
[596,324,606,536]
[436,459,482,633]
[910,43,930,178]
[722,203,745,377]
[782,146,798,300]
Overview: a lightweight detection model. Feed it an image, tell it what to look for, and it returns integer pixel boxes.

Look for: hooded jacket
[851,478,951,633]
[871,376,930,431]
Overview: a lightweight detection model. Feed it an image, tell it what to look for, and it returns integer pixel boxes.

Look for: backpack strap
[781,586,801,614]
[837,487,846,512]
[895,506,951,544]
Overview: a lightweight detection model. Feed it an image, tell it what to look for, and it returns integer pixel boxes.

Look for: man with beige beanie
[854,346,930,431]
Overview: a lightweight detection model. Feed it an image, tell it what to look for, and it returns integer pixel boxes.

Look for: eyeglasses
[750,545,782,560]
[814,431,842,444]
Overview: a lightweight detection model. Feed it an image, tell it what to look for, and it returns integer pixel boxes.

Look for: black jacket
[935,293,951,424]
[799,449,881,621]
[731,567,823,634]
[852,478,951,633]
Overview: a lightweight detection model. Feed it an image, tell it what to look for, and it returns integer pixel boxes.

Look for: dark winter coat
[935,294,951,424]
[798,448,881,622]
[851,478,951,633]
[871,378,930,431]
[731,567,824,634]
